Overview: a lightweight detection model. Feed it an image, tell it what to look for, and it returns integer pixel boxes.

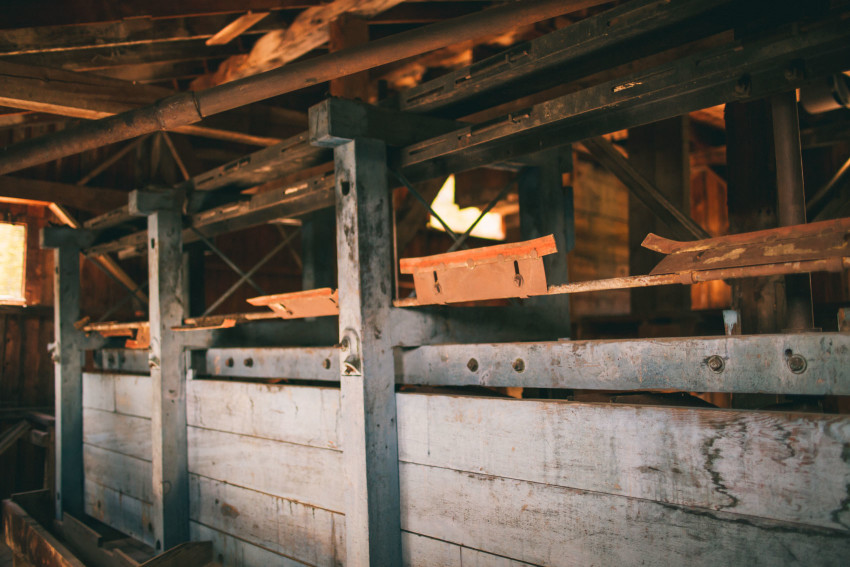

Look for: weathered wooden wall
[186,379,345,566]
[396,393,850,566]
[82,372,154,546]
[79,376,848,567]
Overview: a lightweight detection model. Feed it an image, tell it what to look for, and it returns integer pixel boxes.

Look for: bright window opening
[428,175,506,241]
[0,222,26,304]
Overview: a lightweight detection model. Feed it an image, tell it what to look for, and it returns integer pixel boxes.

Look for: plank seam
[186,424,341,452]
[189,520,315,567]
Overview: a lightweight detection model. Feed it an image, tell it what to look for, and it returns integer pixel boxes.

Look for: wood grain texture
[400,463,850,567]
[84,479,154,547]
[83,372,152,417]
[83,408,151,461]
[84,444,151,503]
[190,522,309,567]
[402,532,537,567]
[186,380,340,449]
[189,474,344,566]
[187,427,343,512]
[397,394,850,531]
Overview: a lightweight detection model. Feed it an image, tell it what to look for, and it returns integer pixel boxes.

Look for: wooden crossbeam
[0,176,126,212]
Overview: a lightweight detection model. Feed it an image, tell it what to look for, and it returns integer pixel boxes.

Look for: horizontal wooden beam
[0,176,127,212]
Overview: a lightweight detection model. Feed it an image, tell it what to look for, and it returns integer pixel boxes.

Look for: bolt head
[707,355,724,373]
[512,358,525,373]
[787,354,807,374]
[467,358,479,372]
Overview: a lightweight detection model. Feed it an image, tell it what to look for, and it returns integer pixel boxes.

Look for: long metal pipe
[0,0,601,176]
[771,90,814,331]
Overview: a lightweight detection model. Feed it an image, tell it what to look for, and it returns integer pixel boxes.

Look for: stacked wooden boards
[84,374,850,566]
[82,372,154,546]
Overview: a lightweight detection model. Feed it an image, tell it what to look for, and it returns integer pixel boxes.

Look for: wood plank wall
[82,372,155,546]
[396,394,850,566]
[186,380,345,566]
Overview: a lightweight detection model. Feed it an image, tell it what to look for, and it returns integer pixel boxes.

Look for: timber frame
[20,0,850,565]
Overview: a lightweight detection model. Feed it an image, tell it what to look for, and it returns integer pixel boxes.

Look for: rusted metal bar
[0,0,596,176]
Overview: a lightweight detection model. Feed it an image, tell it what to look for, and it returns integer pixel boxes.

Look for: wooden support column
[301,209,335,290]
[518,147,574,326]
[129,190,188,551]
[40,227,94,520]
[628,116,692,318]
[725,100,784,333]
[334,138,402,565]
[329,13,371,102]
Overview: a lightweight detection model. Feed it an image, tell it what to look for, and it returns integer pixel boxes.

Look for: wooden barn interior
[1,0,849,565]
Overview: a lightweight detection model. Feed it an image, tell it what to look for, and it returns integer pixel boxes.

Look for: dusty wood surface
[400,463,849,567]
[190,522,308,567]
[138,541,211,567]
[190,475,344,566]
[187,427,343,513]
[397,394,850,531]
[2,500,86,567]
[186,380,340,449]
[84,480,153,547]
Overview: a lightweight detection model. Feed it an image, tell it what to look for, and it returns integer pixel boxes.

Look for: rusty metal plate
[646,217,850,275]
[247,287,339,319]
[400,235,557,305]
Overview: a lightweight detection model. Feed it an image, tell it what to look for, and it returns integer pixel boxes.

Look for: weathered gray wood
[400,463,850,567]
[83,372,152,417]
[82,373,115,412]
[201,347,341,381]
[83,444,152,503]
[189,522,309,567]
[187,427,343,512]
[189,474,345,566]
[396,333,850,395]
[402,532,537,567]
[84,479,154,547]
[397,394,850,531]
[186,380,340,450]
[49,240,86,518]
[334,137,402,565]
[83,408,151,460]
[146,207,189,551]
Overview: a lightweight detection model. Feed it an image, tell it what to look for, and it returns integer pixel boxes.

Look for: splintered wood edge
[247,287,337,306]
[399,234,558,274]
[642,217,850,254]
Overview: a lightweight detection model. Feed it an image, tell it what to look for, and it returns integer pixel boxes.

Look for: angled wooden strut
[396,218,850,306]
[248,287,340,319]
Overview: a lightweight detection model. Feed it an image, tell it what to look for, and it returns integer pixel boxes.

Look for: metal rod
[0,0,597,176]
[161,132,191,181]
[771,90,814,331]
[390,169,459,241]
[190,226,267,296]
[84,250,149,305]
[203,228,299,316]
[446,180,514,253]
[97,282,150,323]
[807,154,850,214]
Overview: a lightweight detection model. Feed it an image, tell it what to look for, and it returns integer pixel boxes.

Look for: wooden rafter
[192,0,408,88]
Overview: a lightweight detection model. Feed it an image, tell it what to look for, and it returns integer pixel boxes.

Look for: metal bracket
[340,328,362,376]
[399,235,557,305]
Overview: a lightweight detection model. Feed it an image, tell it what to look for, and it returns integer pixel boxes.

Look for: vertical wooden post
[131,190,188,551]
[335,138,402,565]
[329,13,371,101]
[301,209,336,290]
[518,147,574,327]
[725,100,784,333]
[41,227,93,520]
[628,117,692,318]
